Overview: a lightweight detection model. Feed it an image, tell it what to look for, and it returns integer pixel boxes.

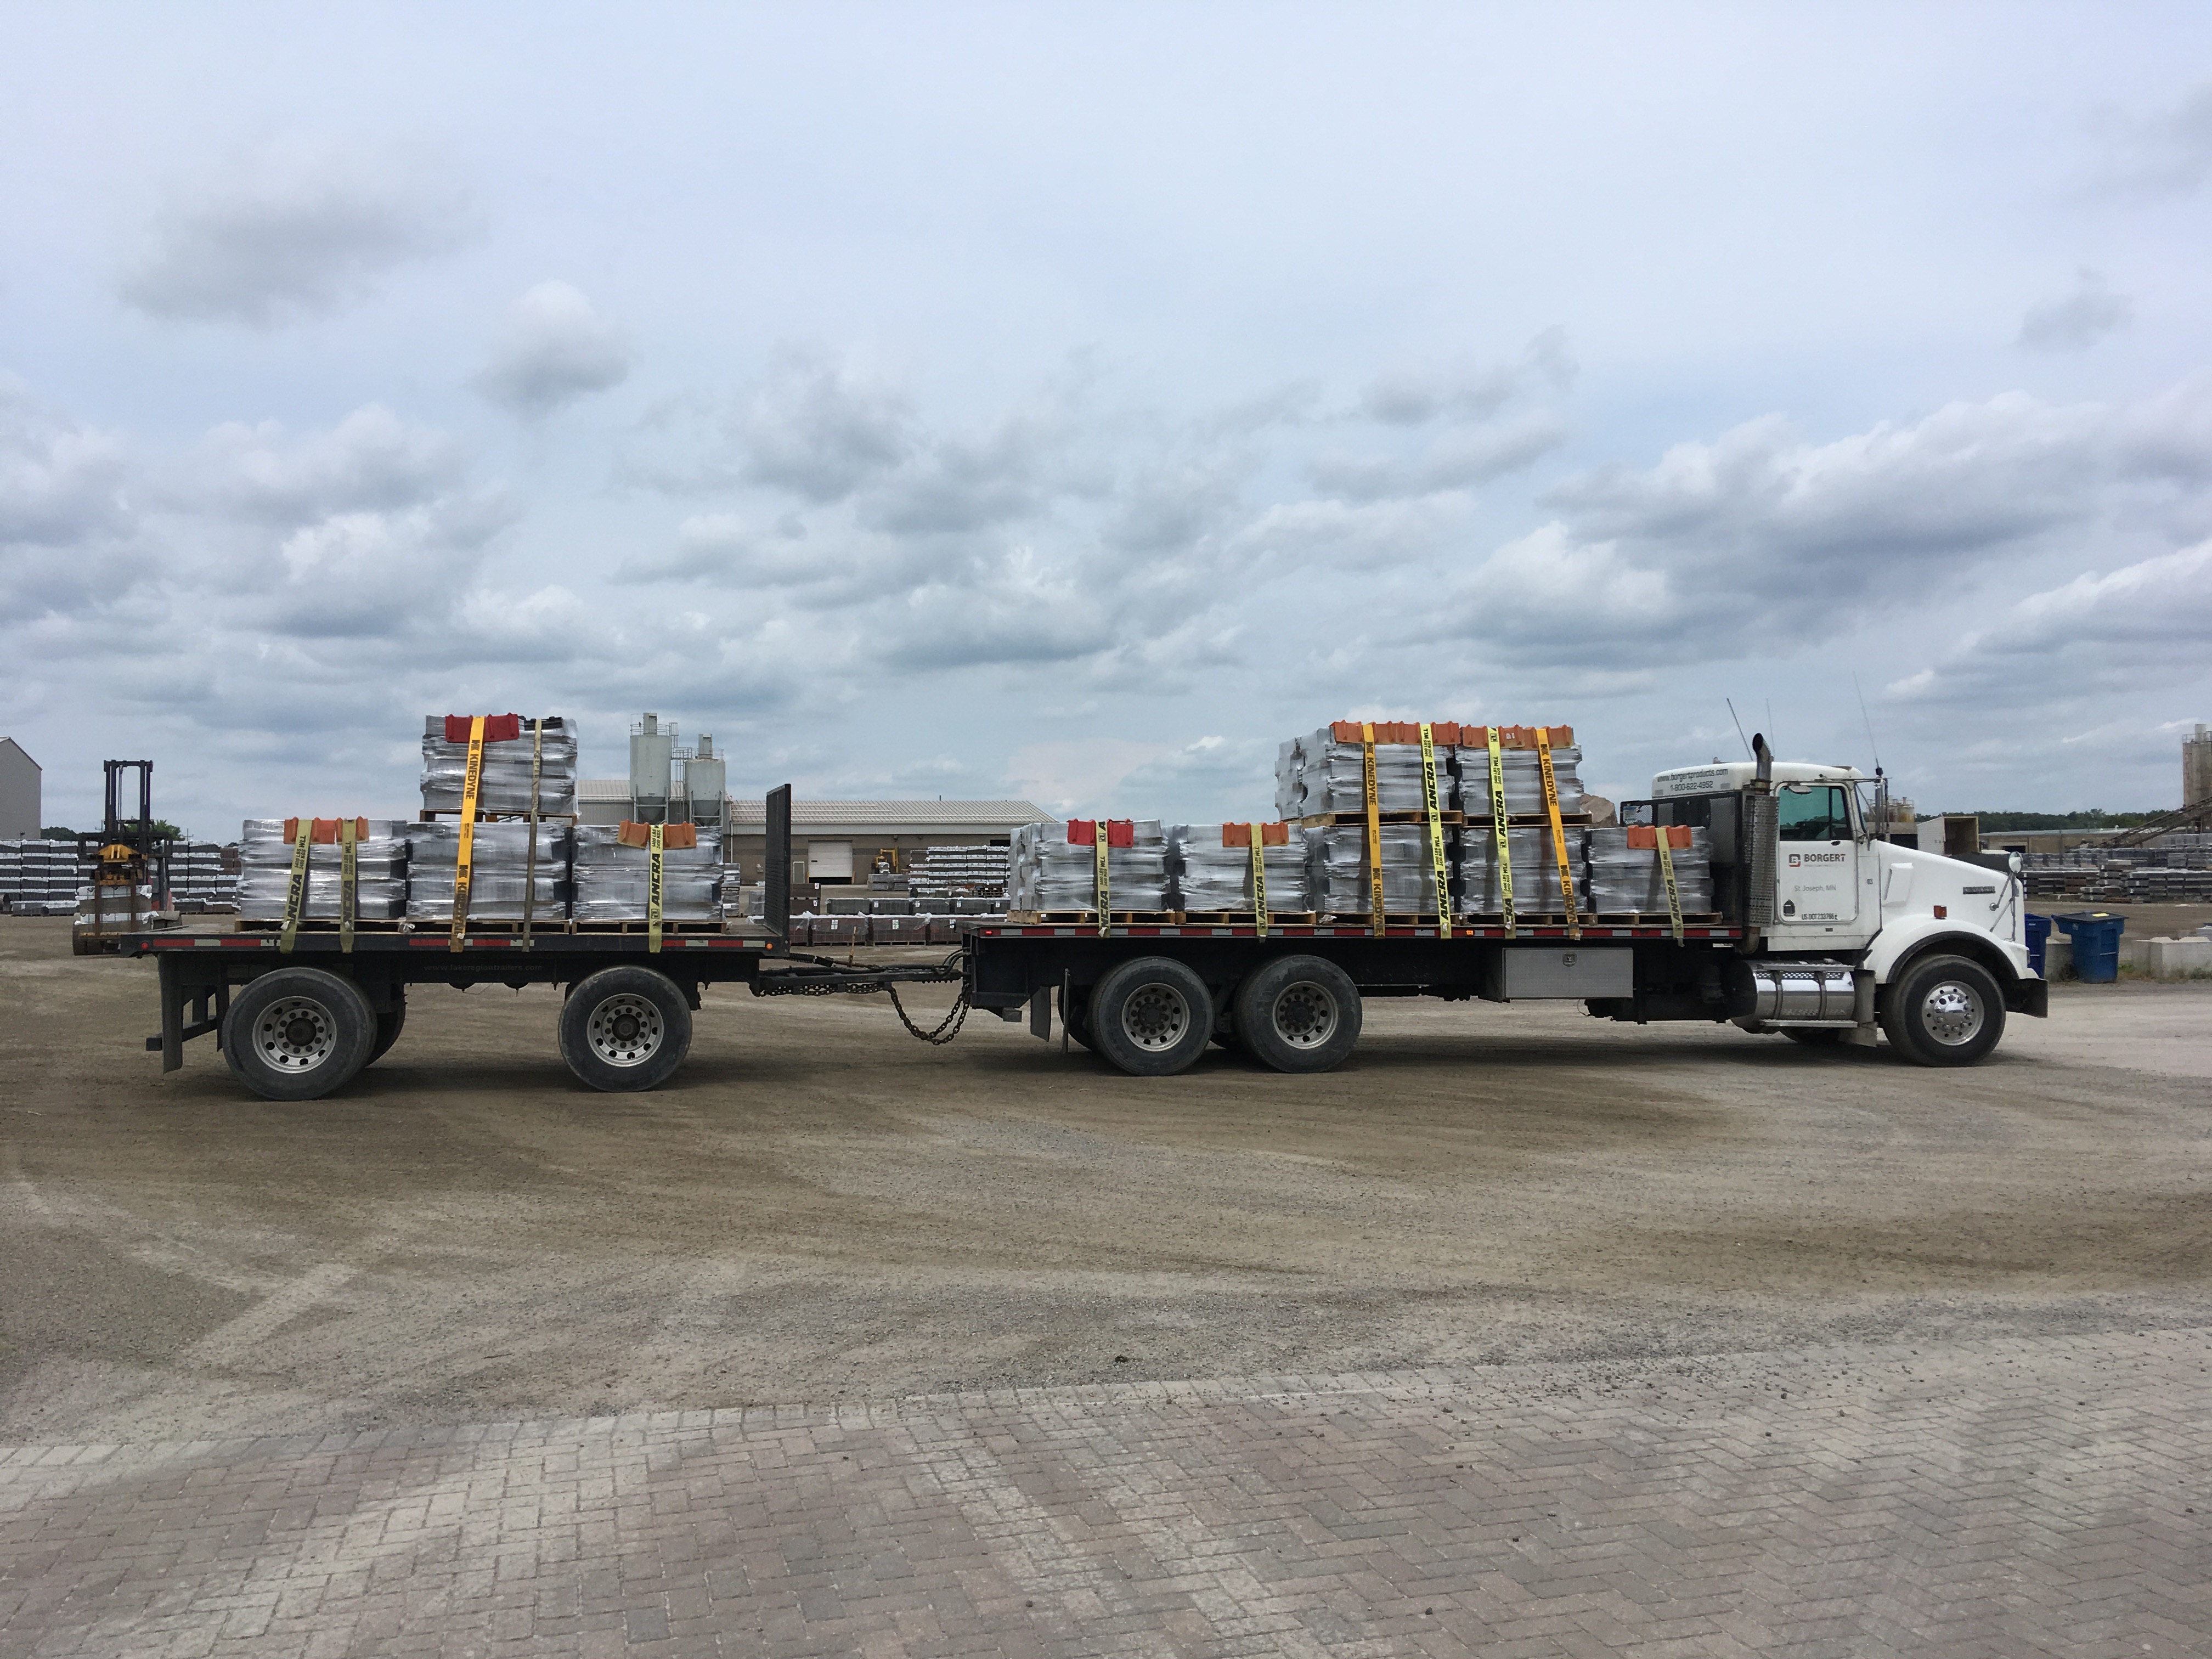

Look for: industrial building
[0,738,40,839]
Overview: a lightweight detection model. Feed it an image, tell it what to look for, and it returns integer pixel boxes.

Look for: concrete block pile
[0,839,89,915]
[238,819,411,920]
[1175,826,1313,913]
[1007,820,1174,912]
[420,715,578,816]
[1459,826,1589,914]
[404,821,569,921]
[1586,826,1713,915]
[1308,823,1444,916]
[571,825,723,922]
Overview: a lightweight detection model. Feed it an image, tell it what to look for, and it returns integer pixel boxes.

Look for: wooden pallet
[1505,812,1595,827]
[568,918,731,935]
[1297,810,1465,829]
[236,918,411,934]
[1178,911,1321,926]
[414,810,580,823]
[1316,912,1453,927]
[1008,910,1186,925]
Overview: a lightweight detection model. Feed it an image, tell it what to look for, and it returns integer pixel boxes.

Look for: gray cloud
[474,281,633,416]
[0,373,131,549]
[2018,269,2133,351]
[737,353,915,501]
[2087,83,2212,201]
[184,404,469,523]
[1307,413,1567,501]
[120,142,478,326]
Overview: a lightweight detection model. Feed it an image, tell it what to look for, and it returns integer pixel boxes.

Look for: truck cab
[1646,754,2044,1063]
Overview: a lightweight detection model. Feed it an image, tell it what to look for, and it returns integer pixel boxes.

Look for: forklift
[71,760,171,955]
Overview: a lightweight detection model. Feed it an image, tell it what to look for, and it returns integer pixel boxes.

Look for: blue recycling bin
[2053,911,2124,984]
[2025,913,2051,977]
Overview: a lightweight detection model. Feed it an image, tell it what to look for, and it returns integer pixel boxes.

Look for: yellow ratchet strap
[450,714,485,952]
[647,823,664,953]
[1362,722,1384,936]
[1536,727,1578,939]
[1655,822,1684,942]
[339,816,358,955]
[1488,725,1515,934]
[1250,821,1269,938]
[280,816,311,955]
[1094,819,1110,936]
[521,718,543,949]
[1420,721,1451,938]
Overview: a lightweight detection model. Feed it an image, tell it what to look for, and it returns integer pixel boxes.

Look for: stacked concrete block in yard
[907,844,1010,902]
[1586,826,1713,915]
[1172,825,1314,913]
[170,841,239,912]
[239,819,412,919]
[1,839,91,915]
[405,821,569,921]
[419,715,579,816]
[570,825,723,923]
[1007,820,1175,913]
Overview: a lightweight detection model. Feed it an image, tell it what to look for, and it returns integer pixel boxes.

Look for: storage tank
[685,733,727,826]
[630,713,673,821]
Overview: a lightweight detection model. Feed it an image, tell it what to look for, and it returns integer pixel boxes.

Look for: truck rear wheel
[1881,955,2005,1067]
[560,967,693,1091]
[1089,957,1213,1076]
[221,967,376,1101]
[1233,955,1362,1074]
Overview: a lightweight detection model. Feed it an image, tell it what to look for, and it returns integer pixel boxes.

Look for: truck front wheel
[1881,955,2005,1067]
[1089,957,1213,1076]
[221,968,376,1101]
[1233,955,1362,1074]
[558,967,693,1092]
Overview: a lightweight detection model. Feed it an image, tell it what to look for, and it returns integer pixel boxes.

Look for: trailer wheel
[1089,957,1213,1076]
[220,968,376,1101]
[368,996,407,1065]
[558,967,692,1092]
[1881,954,2005,1067]
[1233,955,1362,1074]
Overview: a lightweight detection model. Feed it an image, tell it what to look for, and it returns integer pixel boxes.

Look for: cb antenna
[1852,672,1883,774]
[1725,698,1753,760]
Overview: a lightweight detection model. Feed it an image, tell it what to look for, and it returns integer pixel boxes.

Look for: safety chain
[885,982,971,1045]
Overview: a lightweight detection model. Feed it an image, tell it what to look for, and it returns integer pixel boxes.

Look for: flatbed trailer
[118,741,2047,1096]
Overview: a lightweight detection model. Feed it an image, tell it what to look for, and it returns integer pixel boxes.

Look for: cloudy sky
[4,4,2210,836]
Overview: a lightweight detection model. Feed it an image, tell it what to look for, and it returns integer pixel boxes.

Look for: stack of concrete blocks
[1310,823,1445,916]
[1276,725,1455,820]
[1008,820,1175,913]
[419,715,579,816]
[570,825,723,923]
[1585,827,1713,915]
[71,882,164,933]
[1458,826,1590,915]
[1172,825,1314,913]
[907,844,1011,902]
[238,820,411,919]
[1454,738,1584,818]
[170,841,239,913]
[0,840,90,915]
[405,822,569,921]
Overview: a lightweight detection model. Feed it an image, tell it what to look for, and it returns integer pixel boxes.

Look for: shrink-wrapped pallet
[1453,744,1583,817]
[404,821,571,920]
[1172,828,1313,912]
[238,819,411,919]
[1310,823,1444,916]
[1457,827,1587,914]
[1274,727,1455,819]
[419,715,579,816]
[570,825,723,923]
[1008,820,1175,912]
[1586,827,1712,915]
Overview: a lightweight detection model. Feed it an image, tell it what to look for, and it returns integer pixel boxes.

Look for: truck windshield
[1778,784,1852,842]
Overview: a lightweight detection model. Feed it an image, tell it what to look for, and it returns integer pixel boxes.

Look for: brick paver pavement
[3,1328,2207,1657]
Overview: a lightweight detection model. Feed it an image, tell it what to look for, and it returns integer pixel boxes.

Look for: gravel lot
[3,915,2209,1446]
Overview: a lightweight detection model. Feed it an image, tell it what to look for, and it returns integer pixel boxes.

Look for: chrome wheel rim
[1119,983,1192,1052]
[1920,980,1985,1046]
[256,996,338,1073]
[1272,981,1339,1049]
[587,992,664,1067]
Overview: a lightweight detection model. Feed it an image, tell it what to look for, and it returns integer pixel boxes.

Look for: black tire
[368,997,407,1065]
[1781,1027,1847,1047]
[221,967,376,1101]
[1881,954,2006,1067]
[1088,957,1214,1077]
[557,966,692,1091]
[1233,955,1363,1074]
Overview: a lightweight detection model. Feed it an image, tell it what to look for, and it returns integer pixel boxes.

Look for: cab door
[1773,783,1859,927]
